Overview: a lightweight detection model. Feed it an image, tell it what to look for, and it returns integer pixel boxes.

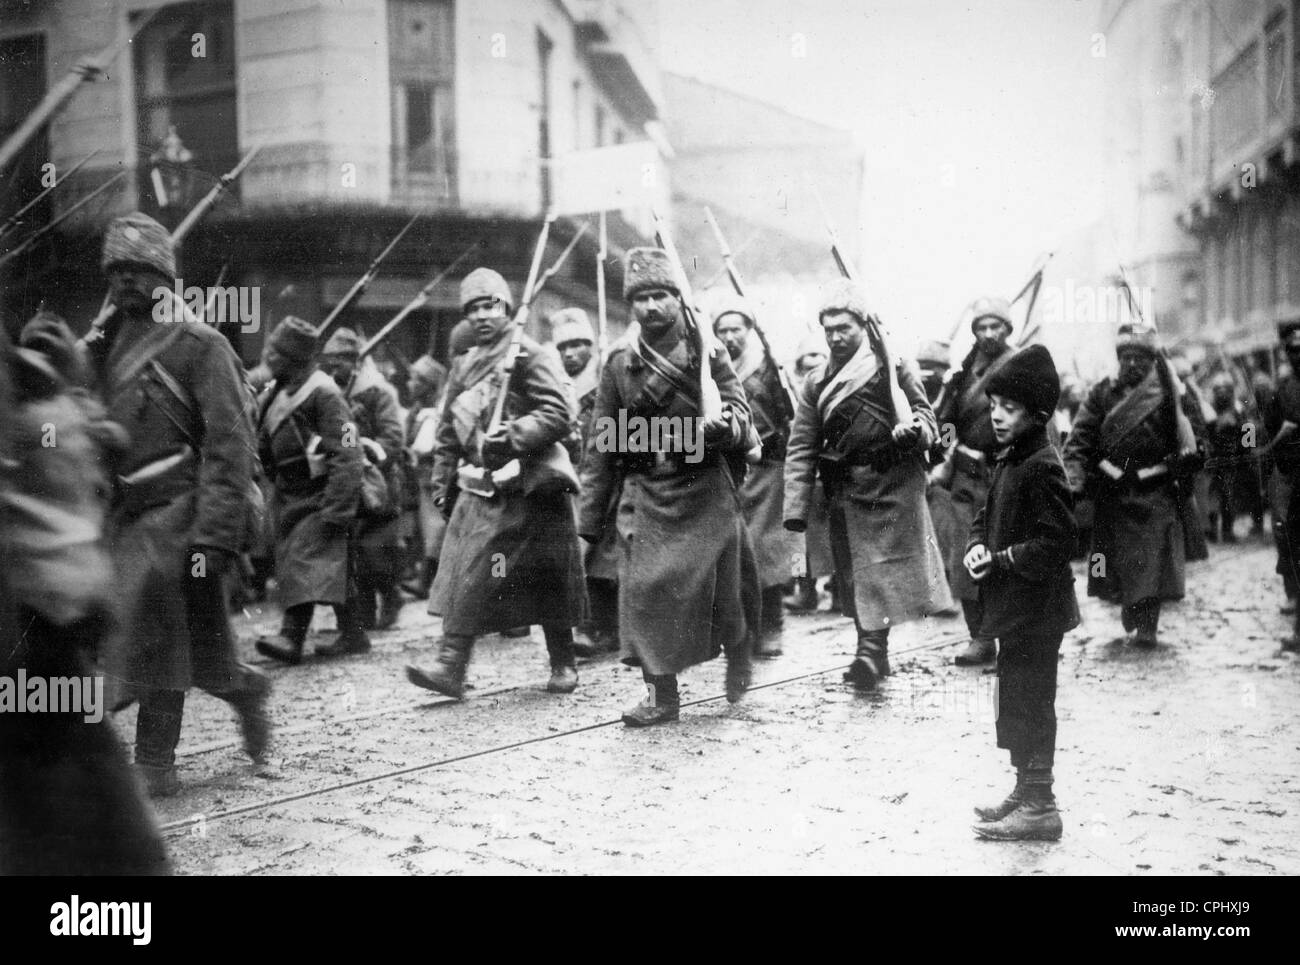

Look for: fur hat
[101,212,175,280]
[967,295,1013,332]
[409,354,445,383]
[460,268,513,312]
[915,339,951,370]
[269,316,319,365]
[708,291,755,328]
[623,247,678,301]
[796,331,828,361]
[1115,322,1160,357]
[985,343,1061,418]
[817,278,872,324]
[551,307,595,346]
[321,327,363,358]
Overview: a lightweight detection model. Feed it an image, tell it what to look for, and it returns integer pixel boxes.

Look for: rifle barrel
[360,238,483,358]
[314,209,423,338]
[0,169,127,268]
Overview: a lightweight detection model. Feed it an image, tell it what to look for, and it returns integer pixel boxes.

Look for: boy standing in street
[963,344,1079,841]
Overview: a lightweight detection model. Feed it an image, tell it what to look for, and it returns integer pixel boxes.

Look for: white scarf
[816,335,880,421]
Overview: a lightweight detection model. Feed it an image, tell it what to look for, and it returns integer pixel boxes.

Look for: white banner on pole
[551,141,661,217]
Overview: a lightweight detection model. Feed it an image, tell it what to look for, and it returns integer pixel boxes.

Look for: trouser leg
[135,689,185,776]
[995,632,1060,769]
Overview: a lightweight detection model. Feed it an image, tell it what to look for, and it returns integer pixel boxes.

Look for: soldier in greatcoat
[405,268,587,698]
[403,353,448,598]
[578,248,761,726]
[87,213,271,796]
[1062,323,1208,647]
[318,327,407,630]
[253,316,367,663]
[711,293,800,656]
[783,279,953,691]
[932,296,1016,665]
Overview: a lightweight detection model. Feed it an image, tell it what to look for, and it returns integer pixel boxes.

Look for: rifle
[1118,266,1197,456]
[201,260,231,326]
[485,214,555,435]
[314,208,422,339]
[81,143,265,343]
[702,205,796,420]
[1012,251,1053,347]
[0,12,157,173]
[650,208,724,424]
[359,239,484,359]
[0,169,127,268]
[0,148,100,240]
[810,185,912,427]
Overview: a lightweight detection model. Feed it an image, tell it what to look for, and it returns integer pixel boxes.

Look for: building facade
[0,0,665,366]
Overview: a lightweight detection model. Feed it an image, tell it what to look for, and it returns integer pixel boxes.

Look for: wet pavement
[135,537,1298,875]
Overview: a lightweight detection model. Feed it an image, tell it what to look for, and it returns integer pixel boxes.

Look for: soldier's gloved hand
[784,518,807,534]
[701,408,734,445]
[480,427,514,471]
[890,420,922,451]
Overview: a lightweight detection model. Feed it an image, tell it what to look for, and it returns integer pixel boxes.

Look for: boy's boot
[975,768,1027,822]
[954,599,995,664]
[974,768,1062,841]
[405,634,474,699]
[622,673,680,727]
[543,624,578,694]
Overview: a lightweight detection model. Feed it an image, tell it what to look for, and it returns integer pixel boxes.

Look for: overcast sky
[656,0,1108,341]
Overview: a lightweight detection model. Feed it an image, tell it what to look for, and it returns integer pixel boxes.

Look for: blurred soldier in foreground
[933,297,1016,665]
[712,293,798,656]
[1063,323,1207,647]
[88,213,270,796]
[0,318,170,873]
[1268,319,1300,649]
[784,280,953,691]
[254,316,366,663]
[407,268,587,698]
[578,248,759,725]
[553,308,620,657]
[318,327,407,630]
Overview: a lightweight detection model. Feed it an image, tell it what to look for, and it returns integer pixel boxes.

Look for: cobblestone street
[133,540,1299,875]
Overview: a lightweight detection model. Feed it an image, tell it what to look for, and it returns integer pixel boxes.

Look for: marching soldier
[578,247,760,725]
[318,328,407,630]
[789,332,832,612]
[87,213,271,796]
[406,267,587,698]
[1266,319,1300,649]
[253,316,368,663]
[1062,323,1208,647]
[933,296,1016,665]
[712,293,799,655]
[403,353,448,598]
[784,279,953,690]
[552,308,619,656]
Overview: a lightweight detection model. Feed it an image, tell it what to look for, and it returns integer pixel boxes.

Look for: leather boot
[786,576,819,612]
[223,668,273,764]
[954,636,996,665]
[622,674,680,726]
[375,582,403,631]
[317,601,372,656]
[255,604,310,665]
[1131,598,1159,647]
[974,769,1027,822]
[844,628,889,690]
[974,769,1061,841]
[725,637,753,703]
[405,634,473,699]
[757,586,785,658]
[135,690,185,797]
[544,624,578,694]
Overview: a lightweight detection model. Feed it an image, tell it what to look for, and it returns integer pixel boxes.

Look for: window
[389,0,455,202]
[133,1,238,219]
[1211,44,1260,158]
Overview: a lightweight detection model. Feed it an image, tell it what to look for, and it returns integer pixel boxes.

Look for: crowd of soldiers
[3,207,1297,870]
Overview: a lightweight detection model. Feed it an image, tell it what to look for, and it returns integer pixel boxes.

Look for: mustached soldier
[406,267,587,698]
[784,279,953,690]
[711,292,800,655]
[1063,323,1208,646]
[578,247,760,726]
[87,213,271,796]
